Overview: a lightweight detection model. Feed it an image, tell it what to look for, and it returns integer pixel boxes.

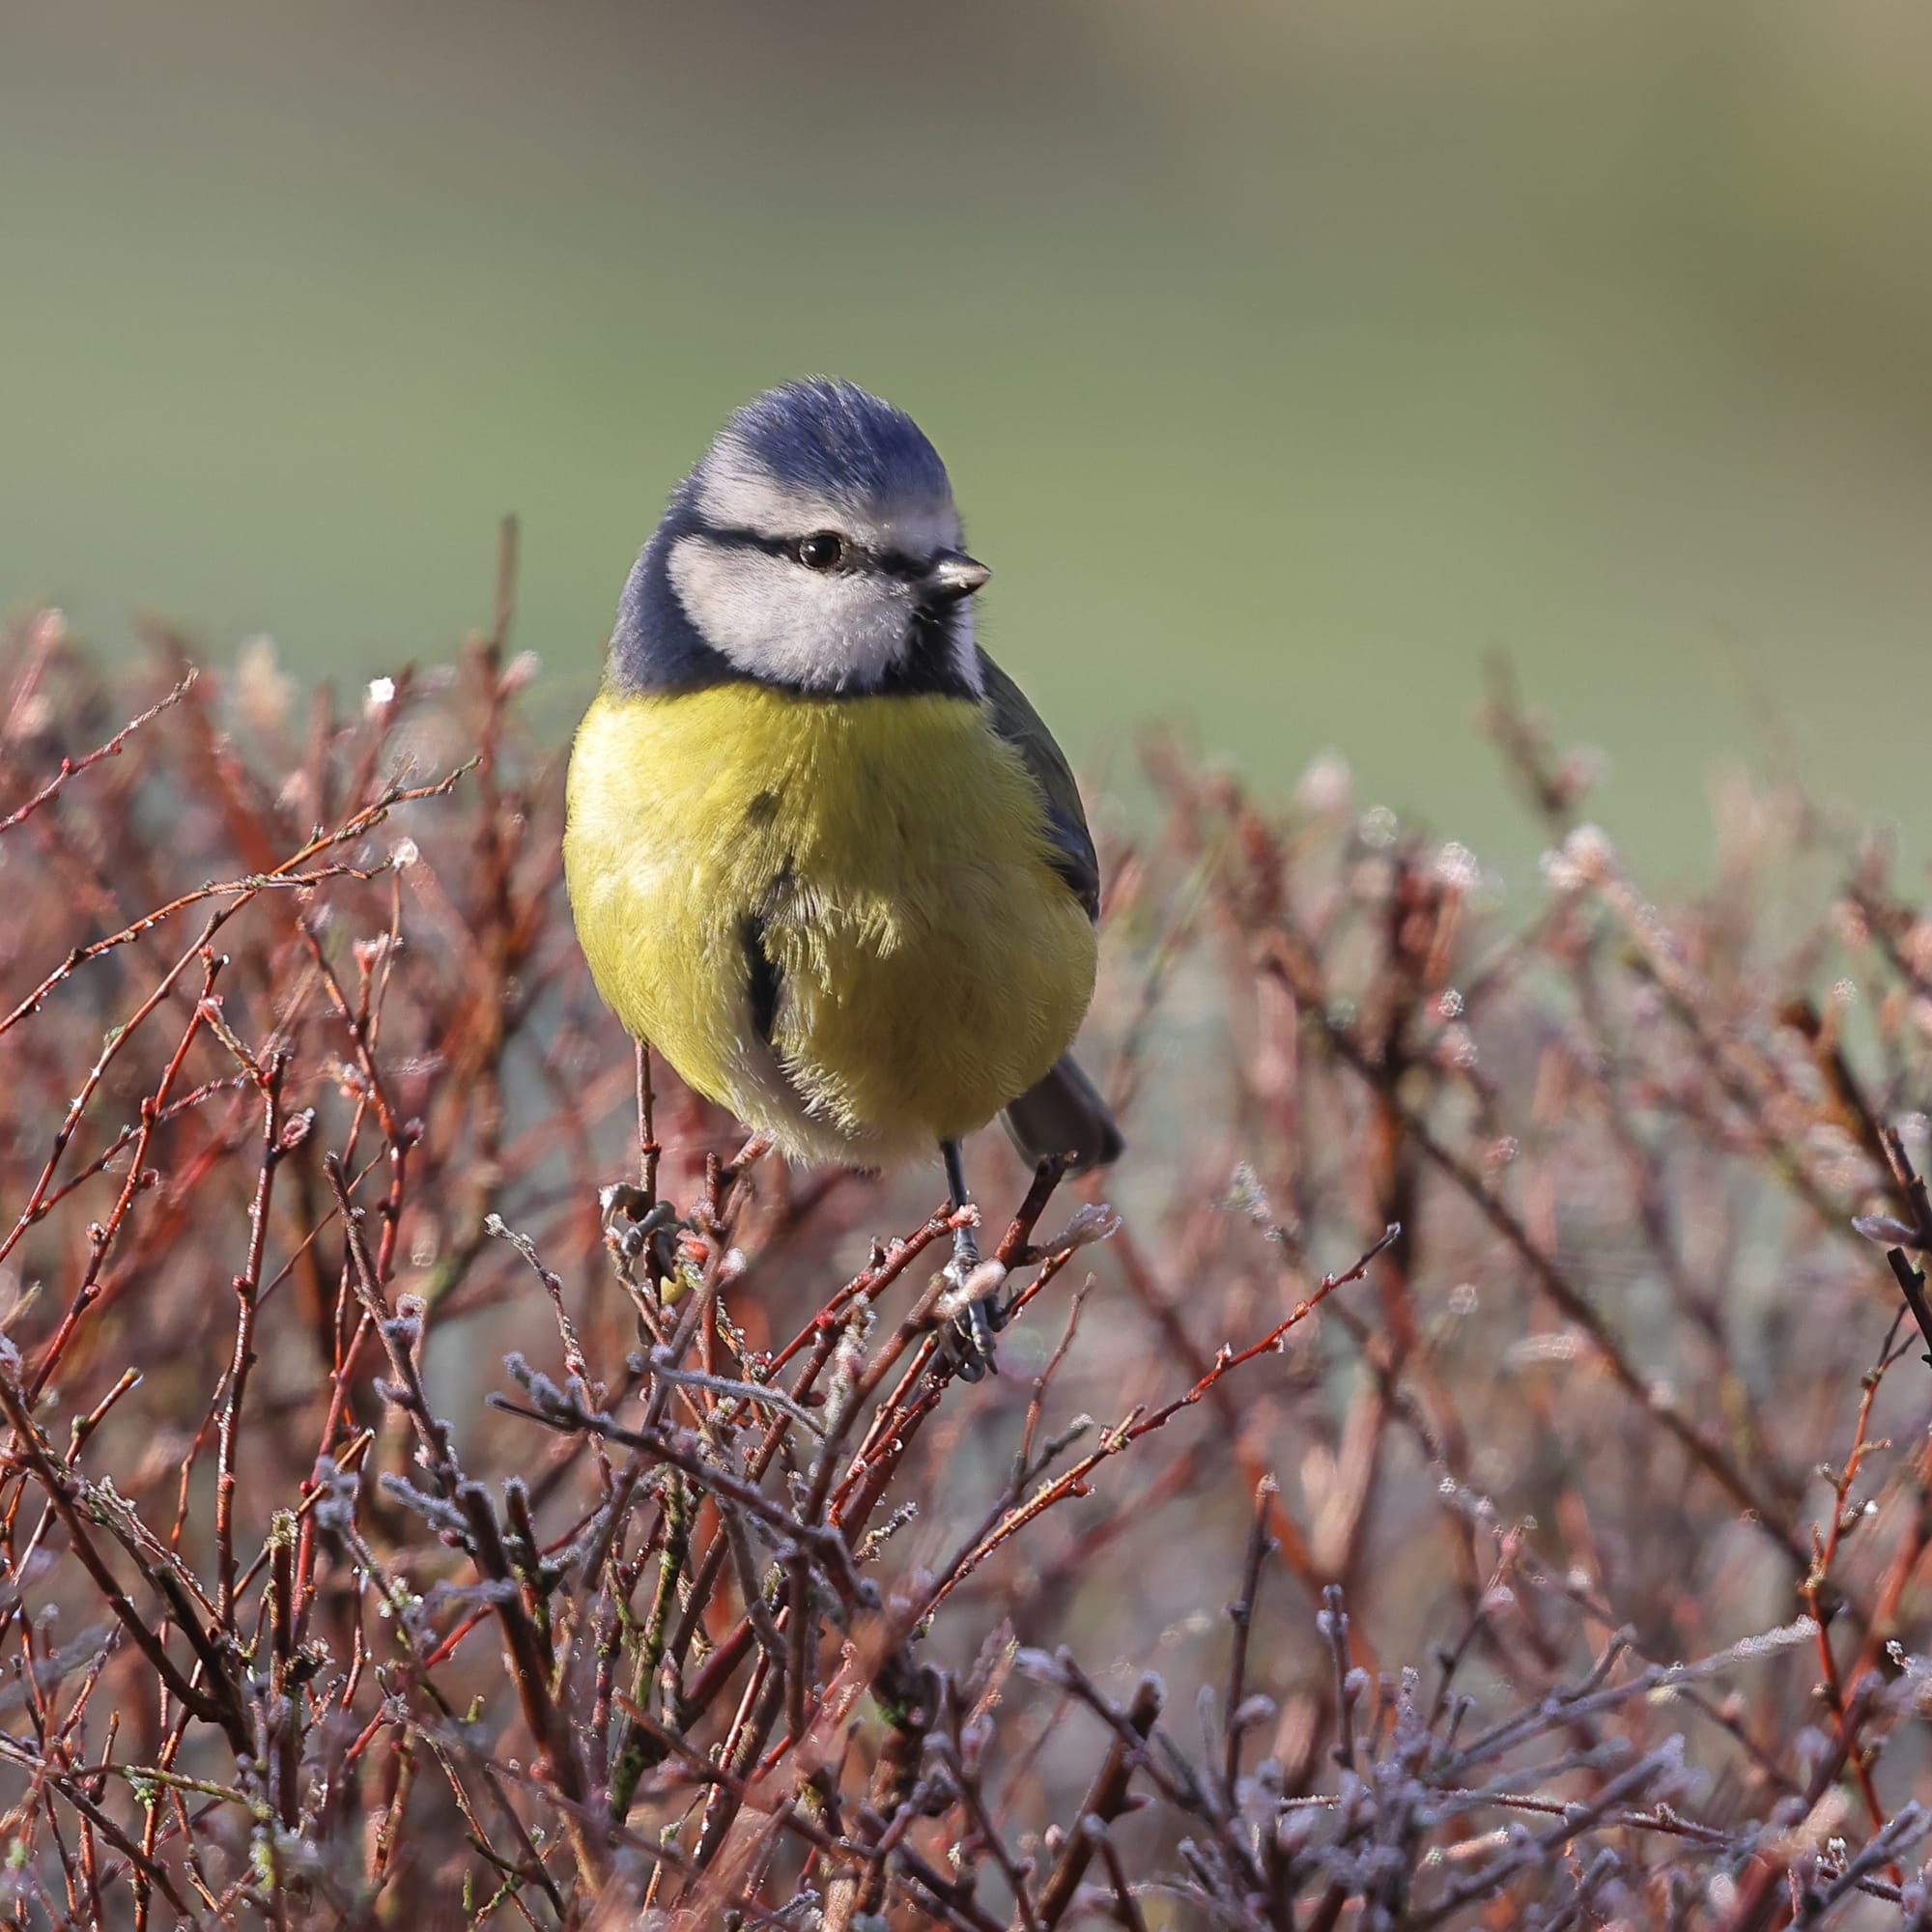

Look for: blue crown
[720,378,952,507]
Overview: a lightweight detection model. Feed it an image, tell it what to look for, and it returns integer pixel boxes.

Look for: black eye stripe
[696,525,928,582]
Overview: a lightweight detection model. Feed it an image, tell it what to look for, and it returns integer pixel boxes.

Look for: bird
[563,378,1121,1373]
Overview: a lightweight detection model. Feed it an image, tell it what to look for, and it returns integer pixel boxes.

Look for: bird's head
[610,378,991,697]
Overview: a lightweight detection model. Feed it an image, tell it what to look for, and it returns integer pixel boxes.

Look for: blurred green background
[6,0,1931,879]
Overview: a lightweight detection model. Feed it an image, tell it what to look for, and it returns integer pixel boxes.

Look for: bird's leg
[940,1138,1000,1379]
[599,1181,684,1327]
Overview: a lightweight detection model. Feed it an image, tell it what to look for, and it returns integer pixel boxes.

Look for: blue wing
[976,648,1100,923]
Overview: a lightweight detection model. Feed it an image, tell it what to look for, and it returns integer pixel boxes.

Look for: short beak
[921,551,992,604]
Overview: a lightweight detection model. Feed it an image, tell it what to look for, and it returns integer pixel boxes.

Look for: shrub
[3,598,1931,1928]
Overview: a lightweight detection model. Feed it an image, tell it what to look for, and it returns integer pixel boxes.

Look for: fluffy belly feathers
[563,684,1096,1163]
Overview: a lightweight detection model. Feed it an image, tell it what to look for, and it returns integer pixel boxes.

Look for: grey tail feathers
[1000,1054,1124,1176]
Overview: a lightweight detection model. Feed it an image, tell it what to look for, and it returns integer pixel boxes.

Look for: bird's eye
[796,532,844,571]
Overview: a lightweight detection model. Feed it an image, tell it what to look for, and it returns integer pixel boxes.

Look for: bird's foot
[599,1185,686,1294]
[600,1182,657,1226]
[936,1247,1009,1382]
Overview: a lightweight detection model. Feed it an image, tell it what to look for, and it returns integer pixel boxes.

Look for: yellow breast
[563,682,1096,1165]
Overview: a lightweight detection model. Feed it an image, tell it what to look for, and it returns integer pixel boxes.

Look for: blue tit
[563,378,1121,1368]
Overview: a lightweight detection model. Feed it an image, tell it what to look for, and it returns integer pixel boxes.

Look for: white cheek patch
[668,534,911,691]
